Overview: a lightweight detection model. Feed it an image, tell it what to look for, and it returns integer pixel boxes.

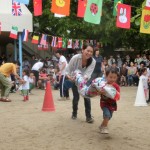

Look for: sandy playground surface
[0,87,150,150]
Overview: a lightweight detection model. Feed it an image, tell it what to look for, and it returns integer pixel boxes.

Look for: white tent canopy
[0,0,33,32]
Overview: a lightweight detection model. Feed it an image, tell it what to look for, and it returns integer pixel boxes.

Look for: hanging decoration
[116,3,131,29]
[9,26,18,39]
[77,0,87,18]
[140,8,150,34]
[12,0,22,16]
[40,34,47,45]
[31,35,39,44]
[57,37,63,48]
[67,39,72,48]
[51,36,57,47]
[62,38,67,48]
[22,29,29,42]
[113,0,123,16]
[51,0,71,16]
[33,0,42,16]
[84,0,103,24]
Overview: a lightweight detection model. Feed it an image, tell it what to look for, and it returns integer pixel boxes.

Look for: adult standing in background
[88,47,103,83]
[55,49,69,100]
[30,55,37,68]
[0,61,21,102]
[66,44,96,123]
[108,55,115,67]
[31,60,44,87]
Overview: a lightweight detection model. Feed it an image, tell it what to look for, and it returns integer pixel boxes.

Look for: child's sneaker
[26,96,29,100]
[100,127,109,134]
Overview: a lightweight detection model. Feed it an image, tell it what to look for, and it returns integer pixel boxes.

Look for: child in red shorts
[99,67,120,134]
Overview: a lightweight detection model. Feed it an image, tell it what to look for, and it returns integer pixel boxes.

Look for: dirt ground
[0,86,150,150]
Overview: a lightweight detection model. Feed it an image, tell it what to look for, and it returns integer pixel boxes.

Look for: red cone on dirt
[42,81,55,112]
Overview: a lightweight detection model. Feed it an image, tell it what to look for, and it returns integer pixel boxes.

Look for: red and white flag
[38,44,43,50]
[43,43,48,50]
[67,39,72,48]
[51,36,57,47]
[40,34,47,45]
[116,4,131,29]
[0,22,1,34]
[57,37,62,48]
[22,29,29,42]
[9,26,18,39]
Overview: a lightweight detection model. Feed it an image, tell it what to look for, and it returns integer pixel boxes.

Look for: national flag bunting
[84,0,103,24]
[40,34,47,45]
[38,44,43,50]
[90,40,93,45]
[22,29,29,42]
[0,22,1,35]
[140,8,150,34]
[12,0,22,16]
[74,40,79,49]
[79,40,83,49]
[51,0,71,16]
[32,35,39,44]
[34,0,42,16]
[116,4,131,29]
[15,0,29,5]
[57,37,63,48]
[51,36,57,47]
[77,0,87,18]
[9,26,18,39]
[113,0,123,16]
[67,39,72,48]
[62,38,67,48]
[43,43,48,50]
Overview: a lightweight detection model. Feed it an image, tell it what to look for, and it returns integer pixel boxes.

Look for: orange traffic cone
[42,81,55,111]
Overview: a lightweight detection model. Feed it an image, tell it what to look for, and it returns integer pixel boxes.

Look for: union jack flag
[12,0,22,16]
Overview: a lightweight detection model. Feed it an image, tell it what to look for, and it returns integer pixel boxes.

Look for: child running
[99,67,120,134]
[20,70,30,101]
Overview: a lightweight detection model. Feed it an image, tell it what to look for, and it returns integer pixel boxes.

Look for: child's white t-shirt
[140,75,148,90]
[22,75,30,90]
[29,77,34,84]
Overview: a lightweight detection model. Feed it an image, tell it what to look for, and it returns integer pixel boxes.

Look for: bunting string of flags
[0,0,150,48]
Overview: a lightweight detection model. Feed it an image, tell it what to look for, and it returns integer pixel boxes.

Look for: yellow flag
[140,8,150,34]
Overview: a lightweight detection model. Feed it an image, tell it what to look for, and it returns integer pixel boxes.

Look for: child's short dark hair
[55,49,63,55]
[139,67,147,76]
[23,69,30,76]
[105,67,118,76]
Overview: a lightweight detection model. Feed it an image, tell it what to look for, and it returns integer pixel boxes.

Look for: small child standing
[29,72,35,94]
[99,67,120,134]
[20,70,30,101]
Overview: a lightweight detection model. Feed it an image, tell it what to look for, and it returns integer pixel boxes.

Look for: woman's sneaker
[86,117,94,123]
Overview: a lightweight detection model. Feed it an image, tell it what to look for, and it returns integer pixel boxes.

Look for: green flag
[84,0,103,24]
[79,40,83,49]
[113,0,123,16]
[62,38,67,48]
